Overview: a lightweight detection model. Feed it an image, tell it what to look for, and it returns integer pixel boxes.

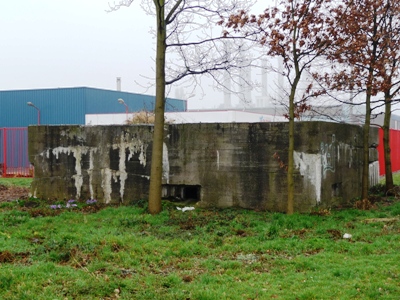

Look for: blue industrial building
[0,87,187,127]
[0,87,186,176]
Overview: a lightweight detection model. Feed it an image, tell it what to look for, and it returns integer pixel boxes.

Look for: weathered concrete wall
[28,122,378,212]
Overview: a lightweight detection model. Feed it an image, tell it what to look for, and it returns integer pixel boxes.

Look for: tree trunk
[361,93,371,200]
[287,86,295,215]
[148,1,166,214]
[383,93,394,192]
[287,23,301,215]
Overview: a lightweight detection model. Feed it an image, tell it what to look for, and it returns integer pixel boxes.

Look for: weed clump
[354,199,373,210]
[369,183,386,196]
[0,251,14,263]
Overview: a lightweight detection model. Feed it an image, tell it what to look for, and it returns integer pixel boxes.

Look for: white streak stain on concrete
[162,143,170,183]
[295,143,355,204]
[337,142,355,169]
[29,188,37,198]
[138,144,146,166]
[39,133,149,203]
[101,168,113,204]
[217,150,220,170]
[294,151,321,203]
[126,138,147,167]
[113,134,128,202]
[112,170,119,182]
[39,150,51,174]
[110,133,148,202]
[50,146,89,199]
[87,148,98,200]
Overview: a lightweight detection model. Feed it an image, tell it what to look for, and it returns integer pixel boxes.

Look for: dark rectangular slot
[162,184,201,202]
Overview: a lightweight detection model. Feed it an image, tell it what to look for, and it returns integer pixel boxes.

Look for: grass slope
[1,198,399,299]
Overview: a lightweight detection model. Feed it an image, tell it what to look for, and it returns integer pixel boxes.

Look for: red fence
[377,128,400,176]
[0,128,33,177]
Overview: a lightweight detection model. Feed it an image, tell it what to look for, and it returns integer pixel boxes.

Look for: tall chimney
[116,77,121,91]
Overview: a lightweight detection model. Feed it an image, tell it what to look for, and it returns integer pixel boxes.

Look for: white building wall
[85,110,287,125]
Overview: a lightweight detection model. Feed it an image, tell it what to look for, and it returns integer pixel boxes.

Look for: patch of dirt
[0,184,29,202]
[81,205,103,214]
[327,229,342,240]
[292,228,309,237]
[25,207,63,217]
[235,229,248,237]
[0,250,30,264]
[0,250,14,263]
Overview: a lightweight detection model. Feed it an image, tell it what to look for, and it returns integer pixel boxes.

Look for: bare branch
[106,0,134,12]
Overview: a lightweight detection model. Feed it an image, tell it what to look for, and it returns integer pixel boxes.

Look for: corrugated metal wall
[0,88,86,127]
[0,87,187,127]
[0,128,32,177]
[84,88,186,114]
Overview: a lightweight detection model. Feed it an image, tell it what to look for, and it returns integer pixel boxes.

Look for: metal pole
[118,98,129,122]
[27,102,40,125]
[3,128,7,176]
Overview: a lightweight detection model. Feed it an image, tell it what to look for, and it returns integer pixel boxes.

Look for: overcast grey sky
[0,0,269,109]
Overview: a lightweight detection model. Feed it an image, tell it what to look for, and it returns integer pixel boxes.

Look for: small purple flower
[86,199,97,205]
[67,199,76,203]
[50,204,63,209]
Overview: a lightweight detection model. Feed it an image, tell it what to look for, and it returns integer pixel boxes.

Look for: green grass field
[0,176,399,299]
[1,195,399,299]
[0,177,32,188]
[380,172,400,186]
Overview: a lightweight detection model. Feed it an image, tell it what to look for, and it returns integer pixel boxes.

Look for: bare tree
[108,0,255,214]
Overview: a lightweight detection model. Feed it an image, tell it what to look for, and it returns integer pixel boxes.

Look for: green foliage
[369,183,386,196]
[0,210,30,226]
[0,201,400,299]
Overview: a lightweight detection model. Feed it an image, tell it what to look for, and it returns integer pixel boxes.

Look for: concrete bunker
[28,122,379,212]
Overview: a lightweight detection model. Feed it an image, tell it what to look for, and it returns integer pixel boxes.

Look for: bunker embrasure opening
[162,184,201,203]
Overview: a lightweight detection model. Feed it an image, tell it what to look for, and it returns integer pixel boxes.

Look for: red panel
[378,128,384,175]
[391,129,400,173]
[378,128,400,176]
[0,127,33,177]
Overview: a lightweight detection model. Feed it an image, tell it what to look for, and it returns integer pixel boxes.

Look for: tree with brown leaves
[223,0,333,214]
[378,1,400,193]
[323,0,400,197]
